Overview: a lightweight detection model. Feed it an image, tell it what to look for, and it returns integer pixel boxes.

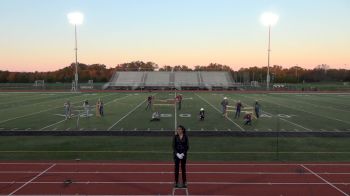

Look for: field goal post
[80,80,94,90]
[71,80,77,91]
[33,80,45,89]
[88,80,94,87]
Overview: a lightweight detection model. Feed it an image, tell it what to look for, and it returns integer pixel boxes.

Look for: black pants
[174,156,187,184]
[255,109,259,118]
[145,102,152,111]
[178,101,181,110]
[235,109,241,118]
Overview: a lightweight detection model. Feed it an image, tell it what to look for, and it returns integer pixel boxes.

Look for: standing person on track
[221,97,229,118]
[173,125,189,188]
[235,100,243,119]
[254,100,260,118]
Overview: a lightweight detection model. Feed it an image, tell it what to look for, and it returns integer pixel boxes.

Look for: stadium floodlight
[261,12,279,27]
[261,12,278,90]
[68,12,84,25]
[67,12,84,92]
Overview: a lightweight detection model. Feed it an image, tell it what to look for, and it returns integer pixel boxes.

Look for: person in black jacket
[173,125,189,188]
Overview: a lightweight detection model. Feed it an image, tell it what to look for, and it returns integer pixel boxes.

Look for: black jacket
[172,134,189,155]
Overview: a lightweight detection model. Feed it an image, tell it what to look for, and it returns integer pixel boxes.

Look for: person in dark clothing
[254,101,260,118]
[235,100,243,119]
[176,94,182,110]
[150,111,160,121]
[199,108,205,121]
[99,100,104,117]
[173,125,189,188]
[243,113,252,125]
[145,95,153,111]
[221,97,229,117]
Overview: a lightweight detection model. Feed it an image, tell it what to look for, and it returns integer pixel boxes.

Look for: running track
[0,162,349,195]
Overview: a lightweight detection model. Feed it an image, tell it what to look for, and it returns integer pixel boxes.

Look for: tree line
[0,62,349,83]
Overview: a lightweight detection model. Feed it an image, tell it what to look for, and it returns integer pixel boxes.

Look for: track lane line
[7,163,56,196]
[301,164,349,196]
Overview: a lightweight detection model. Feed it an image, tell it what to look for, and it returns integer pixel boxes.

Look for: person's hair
[177,125,186,135]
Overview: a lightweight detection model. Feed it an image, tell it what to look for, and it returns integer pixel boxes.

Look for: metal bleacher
[104,71,235,90]
[200,71,234,90]
[144,72,171,88]
[174,72,200,90]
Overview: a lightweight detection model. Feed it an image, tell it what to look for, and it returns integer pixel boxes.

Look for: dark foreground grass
[0,136,349,162]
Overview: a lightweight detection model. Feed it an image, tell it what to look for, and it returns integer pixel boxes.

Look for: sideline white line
[7,163,56,196]
[1,181,349,185]
[1,195,230,196]
[1,195,229,196]
[1,162,350,166]
[39,94,131,130]
[301,164,349,196]
[1,171,350,175]
[195,94,245,131]
[107,96,150,131]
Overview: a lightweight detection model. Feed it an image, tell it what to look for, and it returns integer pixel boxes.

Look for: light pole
[67,12,84,92]
[261,12,278,90]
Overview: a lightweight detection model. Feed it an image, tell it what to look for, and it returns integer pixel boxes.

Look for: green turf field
[0,136,349,161]
[0,92,349,132]
[0,91,349,161]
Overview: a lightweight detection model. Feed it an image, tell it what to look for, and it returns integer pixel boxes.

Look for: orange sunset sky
[0,0,349,72]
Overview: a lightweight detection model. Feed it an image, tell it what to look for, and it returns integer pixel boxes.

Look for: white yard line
[277,96,350,113]
[195,94,245,131]
[238,94,313,131]
[107,98,148,131]
[0,93,115,125]
[301,164,349,196]
[264,110,312,131]
[0,94,55,106]
[263,97,350,126]
[7,163,56,196]
[39,94,131,130]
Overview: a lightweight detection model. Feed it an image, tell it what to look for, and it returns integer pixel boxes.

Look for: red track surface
[0,162,349,195]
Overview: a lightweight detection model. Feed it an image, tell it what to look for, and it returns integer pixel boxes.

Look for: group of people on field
[63,99,104,119]
[221,97,260,125]
[146,94,206,122]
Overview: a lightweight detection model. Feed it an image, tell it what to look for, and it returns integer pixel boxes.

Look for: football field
[0,91,349,132]
[0,91,350,161]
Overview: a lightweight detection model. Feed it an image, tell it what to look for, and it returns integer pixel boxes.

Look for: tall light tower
[67,12,84,92]
[261,12,278,90]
